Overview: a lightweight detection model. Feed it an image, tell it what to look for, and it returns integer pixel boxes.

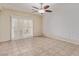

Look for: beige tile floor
[0,36,79,56]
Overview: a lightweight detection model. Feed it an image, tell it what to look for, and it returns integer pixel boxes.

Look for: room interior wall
[0,9,42,42]
[43,4,79,45]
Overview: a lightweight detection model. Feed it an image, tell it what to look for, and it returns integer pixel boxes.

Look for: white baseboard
[43,33,79,45]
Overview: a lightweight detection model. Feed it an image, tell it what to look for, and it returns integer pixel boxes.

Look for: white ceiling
[0,3,55,15]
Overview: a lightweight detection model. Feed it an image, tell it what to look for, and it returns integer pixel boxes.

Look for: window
[11,16,33,40]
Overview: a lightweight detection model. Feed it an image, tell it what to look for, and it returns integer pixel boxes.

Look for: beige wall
[0,9,42,42]
[0,12,10,42]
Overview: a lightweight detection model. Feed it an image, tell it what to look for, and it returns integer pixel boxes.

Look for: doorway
[11,16,33,40]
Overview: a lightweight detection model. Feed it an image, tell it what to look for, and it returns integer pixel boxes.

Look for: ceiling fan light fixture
[38,9,45,14]
[32,3,52,14]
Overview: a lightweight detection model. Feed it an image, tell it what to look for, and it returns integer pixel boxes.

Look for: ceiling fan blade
[32,6,39,9]
[44,5,50,9]
[45,10,52,12]
[32,9,38,11]
[32,9,38,13]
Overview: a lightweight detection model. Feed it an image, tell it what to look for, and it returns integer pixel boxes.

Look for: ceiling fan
[32,3,52,14]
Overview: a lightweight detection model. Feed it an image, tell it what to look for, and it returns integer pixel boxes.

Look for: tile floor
[0,37,79,56]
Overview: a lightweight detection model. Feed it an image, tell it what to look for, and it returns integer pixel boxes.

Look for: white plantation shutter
[11,16,33,40]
